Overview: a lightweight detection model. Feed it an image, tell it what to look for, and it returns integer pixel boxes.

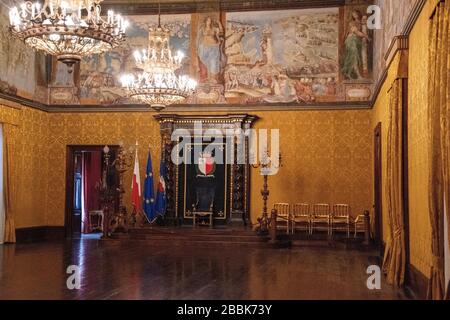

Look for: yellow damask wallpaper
[46,112,161,226]
[42,109,373,227]
[406,1,433,278]
[0,103,373,229]
[0,101,49,228]
[251,110,373,221]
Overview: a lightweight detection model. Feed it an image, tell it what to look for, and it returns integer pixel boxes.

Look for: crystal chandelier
[120,6,197,111]
[9,0,128,73]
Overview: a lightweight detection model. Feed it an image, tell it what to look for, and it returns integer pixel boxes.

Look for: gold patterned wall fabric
[3,103,372,231]
[251,110,373,223]
[426,0,450,300]
[46,112,161,226]
[42,109,373,227]
[408,0,434,279]
[0,104,49,229]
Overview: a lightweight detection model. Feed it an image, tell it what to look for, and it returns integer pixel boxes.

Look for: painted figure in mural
[197,16,225,83]
[264,73,297,103]
[342,9,370,80]
[54,62,74,86]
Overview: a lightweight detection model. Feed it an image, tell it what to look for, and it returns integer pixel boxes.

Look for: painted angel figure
[342,9,370,80]
[197,16,225,84]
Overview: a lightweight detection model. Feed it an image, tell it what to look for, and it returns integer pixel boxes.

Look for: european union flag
[143,150,156,222]
[155,159,167,217]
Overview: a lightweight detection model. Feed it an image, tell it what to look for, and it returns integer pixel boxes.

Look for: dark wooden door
[374,123,383,250]
[65,145,119,238]
[72,152,83,236]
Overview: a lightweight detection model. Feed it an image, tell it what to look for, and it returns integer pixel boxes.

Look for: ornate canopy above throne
[154,114,258,226]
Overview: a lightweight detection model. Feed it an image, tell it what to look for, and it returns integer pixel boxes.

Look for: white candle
[96,6,100,23]
[116,14,121,29]
[20,3,26,18]
[122,20,128,32]
[9,10,14,25]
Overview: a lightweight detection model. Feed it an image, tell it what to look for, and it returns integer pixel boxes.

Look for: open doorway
[65,145,119,238]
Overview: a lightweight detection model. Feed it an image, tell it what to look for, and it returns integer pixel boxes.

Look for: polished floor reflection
[0,239,411,300]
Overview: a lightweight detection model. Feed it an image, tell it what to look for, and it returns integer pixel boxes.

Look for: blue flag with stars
[143,150,156,222]
[155,159,167,217]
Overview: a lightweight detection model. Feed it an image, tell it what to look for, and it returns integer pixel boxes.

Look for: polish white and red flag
[131,147,142,213]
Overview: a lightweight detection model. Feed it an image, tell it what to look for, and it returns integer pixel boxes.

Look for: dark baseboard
[407,264,429,300]
[15,226,65,243]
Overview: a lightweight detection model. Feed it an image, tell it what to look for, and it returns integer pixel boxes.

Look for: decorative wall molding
[47,102,371,113]
[401,0,427,35]
[0,91,372,113]
[0,0,426,113]
[0,93,48,112]
[384,36,409,67]
[370,0,427,107]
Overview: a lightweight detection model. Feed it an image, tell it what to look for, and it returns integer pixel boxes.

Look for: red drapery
[81,151,102,234]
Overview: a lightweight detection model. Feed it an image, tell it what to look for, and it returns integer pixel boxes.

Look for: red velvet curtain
[81,151,102,234]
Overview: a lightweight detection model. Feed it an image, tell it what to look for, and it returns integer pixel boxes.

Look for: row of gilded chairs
[273,203,366,237]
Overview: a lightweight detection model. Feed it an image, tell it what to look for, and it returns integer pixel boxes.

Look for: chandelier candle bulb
[120,7,197,110]
[8,0,128,72]
[20,4,26,18]
[61,2,67,16]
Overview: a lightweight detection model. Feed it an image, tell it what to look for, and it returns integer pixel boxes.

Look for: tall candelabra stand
[112,143,134,232]
[99,145,113,238]
[101,144,134,236]
[251,149,282,234]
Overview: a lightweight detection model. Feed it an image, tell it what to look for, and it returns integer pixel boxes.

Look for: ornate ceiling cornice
[102,0,346,15]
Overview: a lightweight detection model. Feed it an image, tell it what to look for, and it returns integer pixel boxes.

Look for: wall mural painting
[225,8,340,104]
[373,0,417,82]
[0,5,35,98]
[191,12,227,104]
[43,6,375,106]
[49,60,80,105]
[78,14,191,105]
[341,3,374,101]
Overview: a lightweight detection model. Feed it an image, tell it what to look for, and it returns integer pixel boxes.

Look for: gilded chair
[192,187,215,228]
[292,203,311,235]
[88,210,104,232]
[311,204,331,235]
[331,204,351,237]
[274,203,291,235]
[353,214,366,238]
